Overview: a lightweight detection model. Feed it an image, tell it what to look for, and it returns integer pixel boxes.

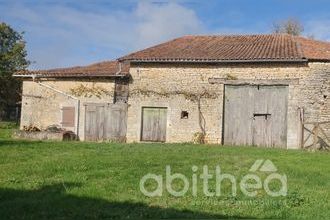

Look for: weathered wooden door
[85,104,105,141]
[84,103,127,141]
[223,85,288,148]
[141,107,167,142]
[104,103,127,141]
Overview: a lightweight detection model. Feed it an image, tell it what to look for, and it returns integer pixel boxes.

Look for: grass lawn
[0,127,329,219]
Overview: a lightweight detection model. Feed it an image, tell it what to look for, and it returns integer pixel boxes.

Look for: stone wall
[126,62,330,149]
[20,79,116,139]
[20,62,329,148]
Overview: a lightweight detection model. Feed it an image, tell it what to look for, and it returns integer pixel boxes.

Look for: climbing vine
[129,88,217,101]
[225,73,238,80]
[130,88,219,144]
[70,84,111,98]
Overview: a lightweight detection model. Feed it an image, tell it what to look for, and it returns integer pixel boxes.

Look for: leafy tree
[0,22,29,119]
[272,18,304,36]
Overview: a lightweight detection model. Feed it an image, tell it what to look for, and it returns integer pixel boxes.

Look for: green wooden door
[141,107,167,142]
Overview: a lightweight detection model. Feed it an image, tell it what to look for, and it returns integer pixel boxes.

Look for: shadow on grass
[0,183,251,219]
[0,139,43,147]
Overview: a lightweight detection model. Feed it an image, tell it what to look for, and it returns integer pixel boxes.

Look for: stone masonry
[126,62,330,149]
[20,62,329,149]
[20,79,116,139]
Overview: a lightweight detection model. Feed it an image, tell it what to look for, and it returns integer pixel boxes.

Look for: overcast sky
[1,0,329,70]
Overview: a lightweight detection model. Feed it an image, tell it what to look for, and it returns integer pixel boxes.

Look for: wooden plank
[119,104,128,139]
[85,103,127,142]
[223,85,288,148]
[252,116,270,147]
[209,78,299,85]
[83,103,107,107]
[319,126,330,144]
[302,122,330,149]
[104,103,128,141]
[84,104,104,141]
[158,108,167,142]
[251,85,288,148]
[96,105,105,141]
[265,85,288,148]
[141,108,151,141]
[141,107,167,142]
[85,105,97,141]
[252,86,269,147]
[299,108,305,149]
[224,85,254,146]
[104,106,118,139]
[312,125,319,149]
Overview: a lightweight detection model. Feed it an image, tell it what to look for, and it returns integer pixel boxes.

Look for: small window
[181,111,189,119]
[61,107,75,127]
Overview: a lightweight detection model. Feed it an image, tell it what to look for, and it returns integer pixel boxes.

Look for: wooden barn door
[85,104,105,141]
[104,103,127,142]
[223,85,288,148]
[84,103,127,141]
[141,107,167,142]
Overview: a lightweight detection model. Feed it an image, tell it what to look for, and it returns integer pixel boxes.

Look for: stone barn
[14,34,330,149]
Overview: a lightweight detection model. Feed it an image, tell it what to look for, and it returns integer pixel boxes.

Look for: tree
[0,22,29,119]
[272,18,304,36]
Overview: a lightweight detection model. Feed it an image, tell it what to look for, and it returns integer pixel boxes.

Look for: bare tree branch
[272,18,304,36]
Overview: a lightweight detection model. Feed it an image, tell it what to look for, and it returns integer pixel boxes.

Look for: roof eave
[306,59,330,62]
[13,73,129,79]
[120,58,308,63]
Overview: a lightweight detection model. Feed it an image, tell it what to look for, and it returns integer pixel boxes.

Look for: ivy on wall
[70,84,111,98]
[130,87,219,144]
[129,88,218,101]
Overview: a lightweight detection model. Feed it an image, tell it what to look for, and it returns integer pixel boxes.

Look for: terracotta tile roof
[119,34,330,62]
[295,36,330,61]
[14,61,129,78]
[14,34,330,79]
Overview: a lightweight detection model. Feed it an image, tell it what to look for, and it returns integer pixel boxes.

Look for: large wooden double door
[223,85,288,148]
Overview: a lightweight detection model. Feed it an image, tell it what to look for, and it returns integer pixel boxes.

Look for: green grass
[0,121,18,139]
[0,128,329,219]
